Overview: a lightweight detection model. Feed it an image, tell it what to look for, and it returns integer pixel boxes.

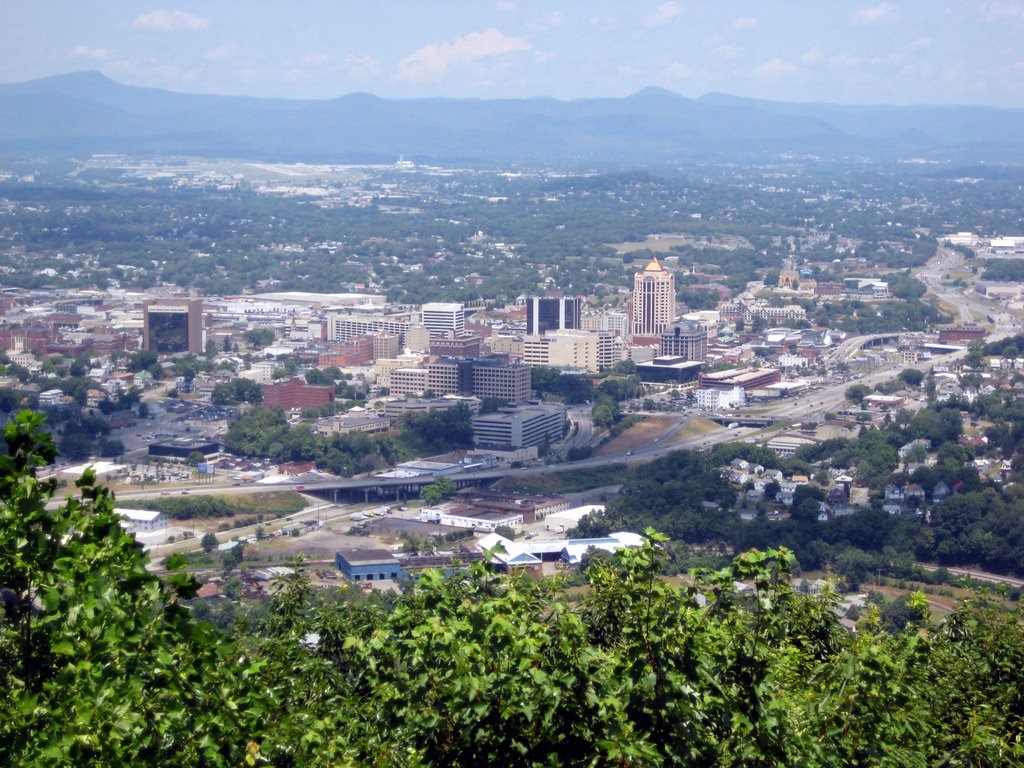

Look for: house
[116,508,168,534]
[904,484,926,501]
[932,481,952,502]
[898,439,931,460]
[884,484,905,504]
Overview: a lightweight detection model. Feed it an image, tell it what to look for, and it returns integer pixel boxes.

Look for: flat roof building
[472,404,565,449]
[262,377,335,410]
[335,548,406,582]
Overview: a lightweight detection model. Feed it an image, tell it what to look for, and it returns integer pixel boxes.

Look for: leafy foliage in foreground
[2,411,1023,765]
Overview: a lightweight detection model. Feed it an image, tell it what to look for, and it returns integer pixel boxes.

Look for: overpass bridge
[297,468,511,504]
[707,415,780,428]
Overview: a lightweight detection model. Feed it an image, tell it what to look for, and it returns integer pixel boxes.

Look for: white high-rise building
[631,256,676,338]
[420,303,465,338]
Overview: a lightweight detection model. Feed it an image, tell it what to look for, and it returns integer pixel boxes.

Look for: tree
[201,532,219,553]
[965,341,985,369]
[845,384,872,405]
[186,450,206,466]
[421,476,456,506]
[59,432,93,460]
[0,411,240,765]
[899,368,924,388]
[96,436,124,458]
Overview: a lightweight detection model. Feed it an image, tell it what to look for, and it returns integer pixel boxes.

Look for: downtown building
[262,377,336,410]
[389,358,531,404]
[143,299,203,355]
[522,329,617,373]
[420,302,465,338]
[472,404,566,450]
[631,256,676,339]
[658,320,708,361]
[525,296,582,336]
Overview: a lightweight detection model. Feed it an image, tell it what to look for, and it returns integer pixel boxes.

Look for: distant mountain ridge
[1,70,1021,164]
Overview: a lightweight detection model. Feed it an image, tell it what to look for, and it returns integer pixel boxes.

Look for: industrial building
[147,436,220,460]
[335,548,406,582]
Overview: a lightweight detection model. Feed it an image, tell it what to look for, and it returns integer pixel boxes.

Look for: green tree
[201,531,219,553]
[845,384,872,405]
[421,476,456,506]
[898,368,924,387]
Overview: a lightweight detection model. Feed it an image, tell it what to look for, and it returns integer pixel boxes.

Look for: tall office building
[420,303,465,338]
[525,296,582,336]
[143,299,203,354]
[658,320,708,361]
[631,256,676,338]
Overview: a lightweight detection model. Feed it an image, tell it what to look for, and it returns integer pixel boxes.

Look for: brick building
[262,377,335,410]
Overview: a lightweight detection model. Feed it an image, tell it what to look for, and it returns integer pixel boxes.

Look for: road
[917,563,1024,589]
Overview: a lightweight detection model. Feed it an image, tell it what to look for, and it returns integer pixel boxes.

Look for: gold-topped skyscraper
[631,255,676,338]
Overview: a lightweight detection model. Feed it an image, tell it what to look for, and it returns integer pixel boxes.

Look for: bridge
[707,415,780,428]
[297,468,511,503]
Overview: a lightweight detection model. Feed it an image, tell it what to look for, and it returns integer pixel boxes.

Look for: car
[181,490,190,495]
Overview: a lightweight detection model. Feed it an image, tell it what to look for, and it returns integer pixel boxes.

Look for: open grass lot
[596,416,674,456]
[609,236,681,254]
[667,416,721,444]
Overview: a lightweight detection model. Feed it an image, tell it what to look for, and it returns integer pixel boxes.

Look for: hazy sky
[3,2,1022,106]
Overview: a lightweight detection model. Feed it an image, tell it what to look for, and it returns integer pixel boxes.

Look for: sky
[2,2,1023,107]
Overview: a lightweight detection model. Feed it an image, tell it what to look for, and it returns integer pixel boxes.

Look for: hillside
[2,71,1023,164]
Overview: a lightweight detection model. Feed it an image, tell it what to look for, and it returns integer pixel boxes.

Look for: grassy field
[609,236,682,254]
[667,416,721,444]
[596,416,674,456]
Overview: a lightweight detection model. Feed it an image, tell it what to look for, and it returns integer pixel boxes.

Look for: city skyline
[2,2,1023,107]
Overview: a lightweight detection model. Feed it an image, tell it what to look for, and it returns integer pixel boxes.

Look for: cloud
[396,29,531,83]
[800,46,823,64]
[589,14,620,31]
[132,10,210,32]
[829,53,863,68]
[665,62,695,78]
[72,46,115,61]
[849,3,900,26]
[643,2,684,28]
[205,44,236,60]
[704,37,741,60]
[343,54,382,79]
[753,58,797,76]
[497,1,518,10]
[528,11,565,32]
[730,16,758,30]
[908,36,931,50]
[980,3,1024,24]
[301,52,332,67]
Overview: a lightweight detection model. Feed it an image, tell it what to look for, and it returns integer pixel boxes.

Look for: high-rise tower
[631,256,676,338]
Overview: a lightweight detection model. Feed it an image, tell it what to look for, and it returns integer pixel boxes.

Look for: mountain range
[1,71,1022,165]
